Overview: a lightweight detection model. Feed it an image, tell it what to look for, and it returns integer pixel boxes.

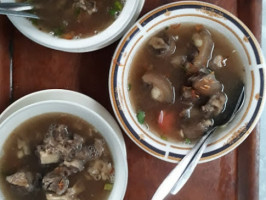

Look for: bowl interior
[109,1,266,163]
[0,100,128,199]
[2,0,142,52]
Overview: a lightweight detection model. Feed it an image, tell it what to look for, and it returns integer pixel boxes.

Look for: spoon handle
[170,127,215,195]
[0,3,33,11]
[152,127,216,200]
[0,8,39,19]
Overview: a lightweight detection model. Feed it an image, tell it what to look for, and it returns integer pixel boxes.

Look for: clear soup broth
[17,0,125,39]
[128,23,245,143]
[0,113,114,200]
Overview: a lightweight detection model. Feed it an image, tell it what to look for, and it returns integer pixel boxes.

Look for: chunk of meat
[142,72,175,103]
[42,170,69,195]
[36,124,85,164]
[73,0,97,15]
[75,139,105,162]
[148,34,176,57]
[192,28,214,69]
[202,92,227,117]
[63,159,85,172]
[6,171,35,191]
[181,119,214,139]
[46,183,84,200]
[191,73,223,96]
[179,106,192,119]
[181,86,200,102]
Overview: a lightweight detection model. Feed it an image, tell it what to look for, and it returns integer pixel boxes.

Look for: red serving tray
[0,0,261,199]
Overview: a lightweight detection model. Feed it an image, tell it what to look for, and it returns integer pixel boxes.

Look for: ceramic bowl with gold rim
[109,1,266,163]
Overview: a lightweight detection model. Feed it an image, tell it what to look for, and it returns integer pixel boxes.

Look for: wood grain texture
[0,0,262,199]
[0,16,12,112]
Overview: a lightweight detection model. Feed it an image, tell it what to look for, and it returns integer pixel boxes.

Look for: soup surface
[0,113,114,200]
[19,0,124,39]
[128,24,245,143]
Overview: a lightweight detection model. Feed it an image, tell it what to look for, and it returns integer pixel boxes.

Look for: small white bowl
[0,99,128,200]
[109,1,266,163]
[2,0,145,52]
[0,89,127,156]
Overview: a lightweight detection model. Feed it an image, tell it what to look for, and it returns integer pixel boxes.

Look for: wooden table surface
[0,0,262,200]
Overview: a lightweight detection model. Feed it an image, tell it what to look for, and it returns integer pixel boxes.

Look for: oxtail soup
[17,0,125,39]
[0,113,115,200]
[128,24,245,143]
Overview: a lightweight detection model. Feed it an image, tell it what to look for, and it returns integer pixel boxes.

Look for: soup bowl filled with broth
[109,1,266,163]
[1,0,144,52]
[0,100,128,200]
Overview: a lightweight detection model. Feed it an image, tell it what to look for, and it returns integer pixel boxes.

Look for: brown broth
[18,0,124,38]
[128,24,245,142]
[0,113,113,200]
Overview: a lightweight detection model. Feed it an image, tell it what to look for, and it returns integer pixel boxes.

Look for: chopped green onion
[114,0,123,11]
[30,18,39,26]
[137,111,145,124]
[160,135,168,141]
[104,183,113,191]
[165,26,169,30]
[109,0,123,17]
[53,27,65,36]
[185,138,191,144]
[109,9,116,17]
[127,84,132,91]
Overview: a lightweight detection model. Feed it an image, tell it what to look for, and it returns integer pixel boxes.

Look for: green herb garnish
[104,183,113,191]
[137,110,145,124]
[109,9,116,16]
[53,26,65,36]
[114,0,123,11]
[30,18,39,26]
[160,135,168,141]
[109,0,123,17]
[185,138,191,144]
[127,83,132,91]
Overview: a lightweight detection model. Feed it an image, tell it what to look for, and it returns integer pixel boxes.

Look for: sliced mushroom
[148,34,176,57]
[192,28,214,69]
[142,72,175,103]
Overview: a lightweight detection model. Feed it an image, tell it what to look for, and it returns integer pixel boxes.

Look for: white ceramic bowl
[0,99,128,200]
[0,89,127,156]
[2,0,145,52]
[109,1,266,163]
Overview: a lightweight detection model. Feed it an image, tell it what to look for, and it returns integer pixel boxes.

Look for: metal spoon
[0,2,39,19]
[152,83,245,200]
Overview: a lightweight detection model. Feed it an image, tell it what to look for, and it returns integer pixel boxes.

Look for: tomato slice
[158,110,175,134]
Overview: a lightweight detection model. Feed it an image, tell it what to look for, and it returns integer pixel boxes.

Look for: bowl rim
[108,1,266,163]
[3,0,145,52]
[0,100,128,200]
[0,89,127,156]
